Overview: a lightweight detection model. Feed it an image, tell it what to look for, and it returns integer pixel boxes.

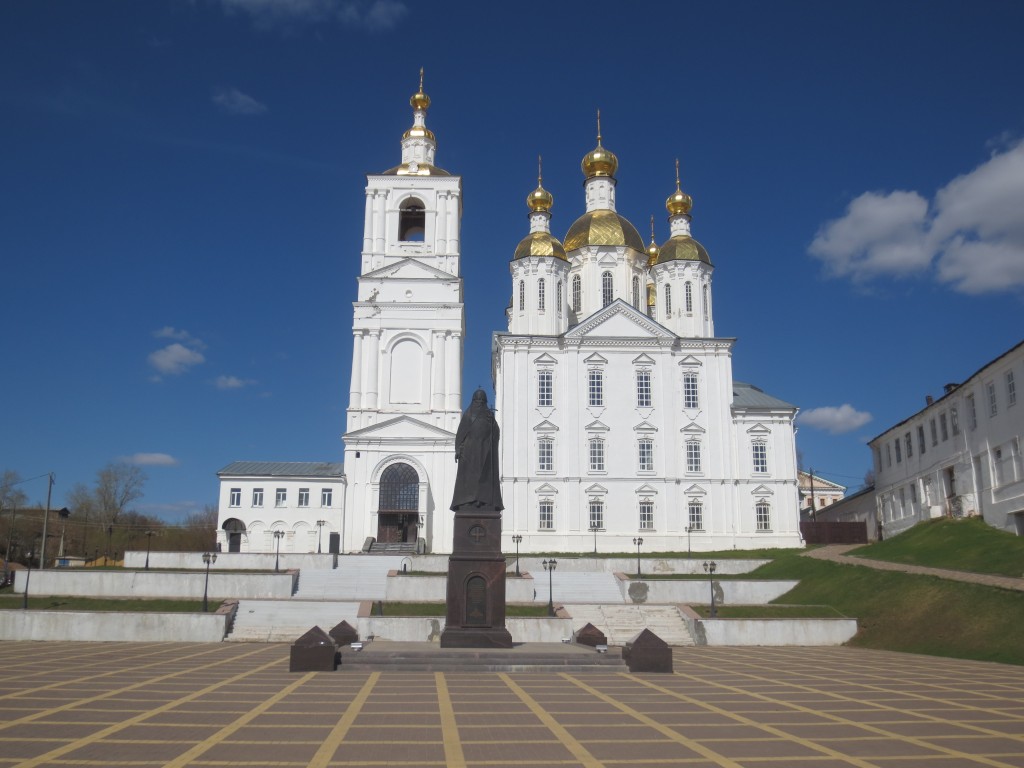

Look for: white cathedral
[216,78,802,556]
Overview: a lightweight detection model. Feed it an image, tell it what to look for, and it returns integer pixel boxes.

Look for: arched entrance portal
[222,518,246,553]
[377,463,419,544]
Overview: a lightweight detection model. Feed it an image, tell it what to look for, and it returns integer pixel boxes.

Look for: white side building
[493,139,803,553]
[798,470,846,519]
[870,340,1024,537]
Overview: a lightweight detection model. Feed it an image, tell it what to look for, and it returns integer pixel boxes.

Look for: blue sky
[3,0,1023,521]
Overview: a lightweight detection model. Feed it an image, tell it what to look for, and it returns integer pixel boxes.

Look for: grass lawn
[0,595,205,612]
[373,602,549,617]
[750,550,1024,666]
[848,517,1024,577]
[538,548,798,560]
[692,604,846,619]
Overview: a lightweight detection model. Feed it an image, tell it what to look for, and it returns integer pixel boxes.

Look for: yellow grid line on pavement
[306,672,380,768]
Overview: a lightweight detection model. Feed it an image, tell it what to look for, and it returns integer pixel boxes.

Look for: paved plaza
[1,642,1023,768]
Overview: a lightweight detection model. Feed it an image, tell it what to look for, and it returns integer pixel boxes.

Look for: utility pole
[39,473,54,569]
[809,468,817,523]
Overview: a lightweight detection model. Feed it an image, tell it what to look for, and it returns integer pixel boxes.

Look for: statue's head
[471,388,488,406]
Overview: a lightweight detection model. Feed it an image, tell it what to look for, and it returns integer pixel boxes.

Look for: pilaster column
[374,191,387,253]
[362,192,374,253]
[432,331,446,410]
[436,192,448,255]
[365,331,381,410]
[349,331,363,409]
[445,333,461,411]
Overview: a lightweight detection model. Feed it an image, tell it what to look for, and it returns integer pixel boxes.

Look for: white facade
[494,140,802,553]
[870,340,1024,537]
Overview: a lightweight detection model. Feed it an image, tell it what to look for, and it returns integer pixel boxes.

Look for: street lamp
[316,520,326,554]
[144,530,155,570]
[685,524,692,559]
[202,552,217,612]
[105,525,113,566]
[703,560,718,618]
[633,537,644,577]
[56,508,71,564]
[511,534,522,576]
[273,530,285,572]
[589,525,600,554]
[542,558,557,617]
[22,550,33,610]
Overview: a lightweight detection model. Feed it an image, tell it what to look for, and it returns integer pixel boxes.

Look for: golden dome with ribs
[657,235,712,265]
[564,210,644,252]
[513,232,567,261]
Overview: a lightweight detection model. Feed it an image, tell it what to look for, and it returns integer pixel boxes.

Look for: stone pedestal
[440,508,513,648]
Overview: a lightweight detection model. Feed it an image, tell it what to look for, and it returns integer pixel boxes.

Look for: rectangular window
[951,407,960,436]
[755,501,771,531]
[638,439,653,471]
[930,419,938,446]
[988,382,998,416]
[588,370,603,407]
[752,442,768,473]
[686,441,702,473]
[894,438,902,463]
[636,370,652,408]
[539,501,554,530]
[538,370,553,407]
[229,488,241,507]
[321,488,332,507]
[252,488,264,507]
[910,483,918,505]
[905,432,913,458]
[917,425,926,455]
[898,487,906,516]
[886,443,892,467]
[538,279,546,312]
[683,373,699,409]
[298,488,310,507]
[589,501,604,530]
[688,500,703,531]
[275,488,286,507]
[967,393,977,429]
[940,413,949,442]
[1008,371,1017,406]
[639,500,654,530]
[589,439,605,472]
[538,440,554,472]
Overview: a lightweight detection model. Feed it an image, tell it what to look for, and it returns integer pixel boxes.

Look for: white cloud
[799,404,873,435]
[809,141,1024,294]
[212,87,268,115]
[149,343,205,376]
[119,453,179,467]
[216,0,408,30]
[215,374,256,390]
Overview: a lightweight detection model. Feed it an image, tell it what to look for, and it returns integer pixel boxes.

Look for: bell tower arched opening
[377,462,420,543]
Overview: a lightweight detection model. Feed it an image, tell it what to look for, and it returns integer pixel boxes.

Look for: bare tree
[94,463,147,529]
[863,468,876,488]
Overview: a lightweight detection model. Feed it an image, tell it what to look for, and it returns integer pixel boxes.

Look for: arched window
[519,280,525,311]
[556,281,563,315]
[601,271,613,307]
[398,198,425,241]
[687,500,703,531]
[664,284,672,316]
[703,285,709,318]
[685,281,693,312]
[538,278,546,312]
[572,274,581,312]
[379,463,419,512]
[686,440,702,473]
[755,500,771,531]
[632,276,640,309]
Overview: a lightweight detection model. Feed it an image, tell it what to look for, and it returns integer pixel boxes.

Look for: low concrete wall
[622,579,799,605]
[0,610,228,642]
[384,573,536,603]
[123,551,338,571]
[394,555,769,575]
[14,569,296,600]
[357,616,572,643]
[698,618,858,646]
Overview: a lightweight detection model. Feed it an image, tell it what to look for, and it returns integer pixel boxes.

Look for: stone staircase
[544,571,624,604]
[292,555,405,601]
[563,604,695,646]
[227,599,361,643]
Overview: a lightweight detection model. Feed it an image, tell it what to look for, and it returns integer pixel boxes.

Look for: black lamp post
[56,508,71,564]
[511,534,522,576]
[589,525,599,554]
[633,537,644,577]
[685,525,692,559]
[202,551,217,612]
[542,558,557,617]
[105,525,113,566]
[273,530,285,572]
[22,550,33,610]
[703,560,718,618]
[144,530,155,570]
[316,520,326,554]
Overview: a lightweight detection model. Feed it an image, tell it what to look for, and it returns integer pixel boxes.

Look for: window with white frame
[752,442,768,474]
[538,369,553,407]
[275,488,286,507]
[905,432,913,458]
[589,500,604,529]
[230,488,241,507]
[967,394,977,429]
[683,372,699,409]
[930,419,938,446]
[703,285,709,318]
[321,488,332,507]
[664,284,672,315]
[537,439,554,472]
[539,500,554,530]
[518,280,525,311]
[1008,371,1017,406]
[755,500,771,531]
[688,499,704,530]
[917,425,926,454]
[632,276,640,309]
[252,488,264,507]
[686,440,702,473]
[894,438,902,463]
[601,271,613,307]
[572,274,581,312]
[940,412,948,441]
[685,281,693,312]
[589,439,605,472]
[988,381,998,416]
[636,370,652,408]
[639,500,654,530]
[556,280,563,315]
[298,488,310,507]
[951,407,960,435]
[638,439,654,471]
[588,369,604,407]
[538,278,546,312]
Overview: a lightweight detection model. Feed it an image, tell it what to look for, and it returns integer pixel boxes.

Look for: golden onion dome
[657,235,712,265]
[564,210,645,252]
[646,215,660,266]
[402,124,436,142]
[527,157,553,212]
[381,162,450,176]
[410,68,431,111]
[513,232,567,261]
[666,158,693,216]
[581,109,618,178]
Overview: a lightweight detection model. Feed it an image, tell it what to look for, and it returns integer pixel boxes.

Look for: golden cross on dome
[596,109,602,146]
[650,215,656,241]
[538,154,543,185]
[419,67,424,92]
[675,158,681,190]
